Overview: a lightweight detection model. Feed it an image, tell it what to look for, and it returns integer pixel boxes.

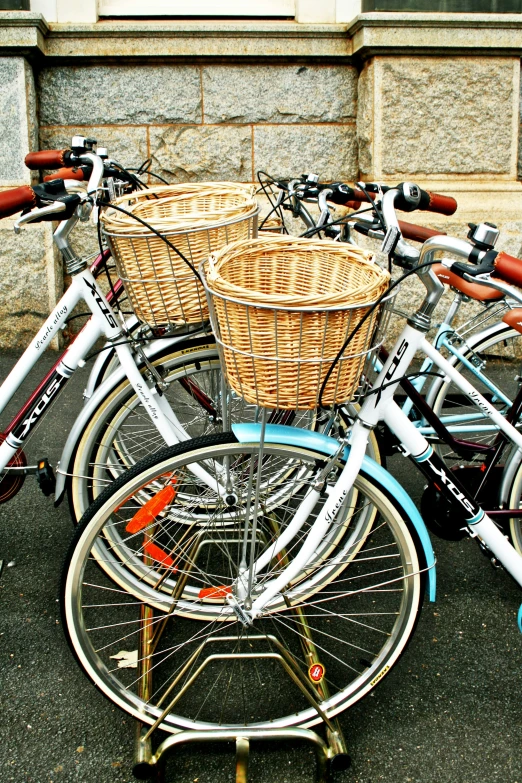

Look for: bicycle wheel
[68,335,319,524]
[68,335,381,524]
[427,323,522,465]
[505,455,522,555]
[62,432,424,732]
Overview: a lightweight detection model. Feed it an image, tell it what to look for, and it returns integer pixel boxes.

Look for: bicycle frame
[234,211,522,618]
[0,263,223,495]
[234,319,522,621]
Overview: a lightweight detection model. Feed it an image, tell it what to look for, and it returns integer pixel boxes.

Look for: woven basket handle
[207,253,219,282]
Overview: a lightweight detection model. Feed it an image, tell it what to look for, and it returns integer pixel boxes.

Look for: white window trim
[30,0,361,24]
[99,0,295,17]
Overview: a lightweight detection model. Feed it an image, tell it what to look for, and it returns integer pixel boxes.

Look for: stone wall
[37,64,359,183]
[1,12,522,347]
[0,54,60,349]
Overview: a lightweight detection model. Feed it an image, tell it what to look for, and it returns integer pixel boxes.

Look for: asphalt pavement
[1,349,521,783]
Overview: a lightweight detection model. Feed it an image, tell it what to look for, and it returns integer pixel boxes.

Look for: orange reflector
[198,585,232,599]
[126,483,177,534]
[143,541,176,569]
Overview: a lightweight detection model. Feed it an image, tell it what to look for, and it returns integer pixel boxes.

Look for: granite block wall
[0,57,60,349]
[37,64,359,183]
[358,56,520,181]
[1,51,522,348]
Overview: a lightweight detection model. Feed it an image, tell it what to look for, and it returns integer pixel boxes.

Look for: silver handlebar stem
[409,235,475,331]
[55,151,104,272]
[382,190,474,332]
[317,190,333,228]
[381,189,419,264]
[81,151,105,195]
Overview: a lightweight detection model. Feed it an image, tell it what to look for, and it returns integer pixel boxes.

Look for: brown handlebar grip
[493,251,522,288]
[344,200,362,211]
[398,220,446,243]
[0,186,36,219]
[25,149,68,170]
[425,192,458,216]
[44,167,84,183]
[352,188,376,203]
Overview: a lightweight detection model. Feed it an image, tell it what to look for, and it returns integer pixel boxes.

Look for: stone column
[0,57,61,349]
[357,55,522,254]
[357,53,522,339]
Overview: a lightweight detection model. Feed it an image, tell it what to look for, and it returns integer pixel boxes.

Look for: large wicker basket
[201,236,390,410]
[100,183,259,327]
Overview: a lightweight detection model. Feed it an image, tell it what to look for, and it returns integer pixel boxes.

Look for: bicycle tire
[506,455,522,555]
[62,431,424,732]
[426,323,521,465]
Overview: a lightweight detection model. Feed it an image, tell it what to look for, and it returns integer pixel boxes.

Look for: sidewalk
[0,350,521,783]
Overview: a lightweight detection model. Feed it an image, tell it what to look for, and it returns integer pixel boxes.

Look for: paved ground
[1,350,522,783]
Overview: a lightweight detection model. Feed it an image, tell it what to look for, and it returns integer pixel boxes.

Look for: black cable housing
[318,259,443,408]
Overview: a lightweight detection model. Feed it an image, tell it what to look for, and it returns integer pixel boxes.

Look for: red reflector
[308,662,325,683]
[143,541,176,569]
[126,483,177,534]
[198,585,232,599]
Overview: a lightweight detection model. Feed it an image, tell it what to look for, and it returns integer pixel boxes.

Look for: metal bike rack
[129,451,351,782]
[130,633,351,782]
[133,721,350,783]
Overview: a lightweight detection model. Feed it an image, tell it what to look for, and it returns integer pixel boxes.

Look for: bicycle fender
[232,422,436,602]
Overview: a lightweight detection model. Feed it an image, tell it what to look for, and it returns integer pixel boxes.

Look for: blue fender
[232,423,436,602]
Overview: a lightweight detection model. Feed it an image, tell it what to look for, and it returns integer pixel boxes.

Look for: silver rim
[64,438,422,733]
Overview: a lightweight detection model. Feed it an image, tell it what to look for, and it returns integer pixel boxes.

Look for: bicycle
[61,182,522,738]
[0,137,267,529]
[260,173,522,470]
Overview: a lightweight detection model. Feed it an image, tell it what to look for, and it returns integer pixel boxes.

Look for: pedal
[35,458,56,497]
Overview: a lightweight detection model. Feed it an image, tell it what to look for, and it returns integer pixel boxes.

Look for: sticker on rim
[308,663,325,684]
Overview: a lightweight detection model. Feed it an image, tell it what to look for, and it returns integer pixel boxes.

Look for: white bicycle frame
[245,197,522,619]
[0,153,223,494]
[244,323,522,620]
[0,267,192,467]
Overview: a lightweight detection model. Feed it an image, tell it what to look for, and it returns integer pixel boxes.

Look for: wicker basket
[201,236,390,410]
[100,183,259,327]
[258,215,284,235]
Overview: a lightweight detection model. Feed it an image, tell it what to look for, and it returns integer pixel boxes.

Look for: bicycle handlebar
[0,185,37,219]
[422,191,457,216]
[350,182,457,216]
[0,180,84,222]
[25,149,72,170]
[493,251,522,287]
[44,167,86,183]
[442,246,522,289]
[398,221,446,243]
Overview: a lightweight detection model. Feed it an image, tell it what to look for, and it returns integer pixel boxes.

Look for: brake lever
[14,201,66,233]
[461,272,522,305]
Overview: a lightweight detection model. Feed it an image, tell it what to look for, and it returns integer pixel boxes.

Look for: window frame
[98,0,296,17]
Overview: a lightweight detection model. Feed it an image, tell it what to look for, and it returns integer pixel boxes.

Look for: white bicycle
[61,182,522,737]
